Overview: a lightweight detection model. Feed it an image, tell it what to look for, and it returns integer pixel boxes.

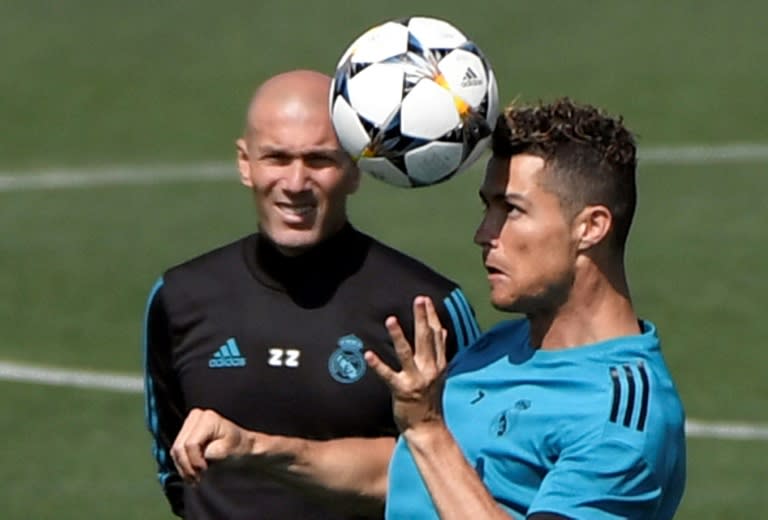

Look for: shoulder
[485,319,528,337]
[447,319,527,370]
[354,231,482,343]
[159,234,253,309]
[163,235,251,283]
[556,356,685,468]
[362,233,459,289]
[162,235,253,291]
[355,232,469,306]
[471,319,529,351]
[599,322,686,446]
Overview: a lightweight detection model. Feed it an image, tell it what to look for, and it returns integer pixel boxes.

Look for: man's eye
[305,155,336,168]
[264,154,291,165]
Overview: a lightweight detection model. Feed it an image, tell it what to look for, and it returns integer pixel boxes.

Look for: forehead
[249,100,339,151]
[482,154,548,197]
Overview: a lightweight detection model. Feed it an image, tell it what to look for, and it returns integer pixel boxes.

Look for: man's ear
[574,205,612,251]
[236,138,252,187]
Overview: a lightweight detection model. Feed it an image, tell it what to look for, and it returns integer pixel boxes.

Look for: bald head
[244,69,332,137]
[235,69,360,256]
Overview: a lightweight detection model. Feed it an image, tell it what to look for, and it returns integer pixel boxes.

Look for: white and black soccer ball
[330,16,499,188]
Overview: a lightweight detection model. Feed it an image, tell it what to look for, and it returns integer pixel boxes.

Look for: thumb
[203,439,232,460]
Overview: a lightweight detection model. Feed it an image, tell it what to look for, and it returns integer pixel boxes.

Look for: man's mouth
[276,203,316,217]
[485,265,502,275]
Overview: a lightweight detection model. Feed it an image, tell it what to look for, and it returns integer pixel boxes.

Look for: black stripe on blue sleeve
[609,366,621,423]
[451,288,481,343]
[622,364,636,428]
[443,292,468,350]
[637,362,650,432]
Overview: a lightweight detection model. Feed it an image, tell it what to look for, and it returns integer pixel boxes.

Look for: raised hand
[364,296,448,433]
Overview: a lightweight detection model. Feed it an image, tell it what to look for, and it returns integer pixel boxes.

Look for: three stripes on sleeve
[443,288,481,351]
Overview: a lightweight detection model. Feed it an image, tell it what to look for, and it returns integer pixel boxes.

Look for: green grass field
[2,1,767,518]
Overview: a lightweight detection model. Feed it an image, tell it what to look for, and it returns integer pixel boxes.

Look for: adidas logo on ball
[331,16,499,188]
[461,67,483,88]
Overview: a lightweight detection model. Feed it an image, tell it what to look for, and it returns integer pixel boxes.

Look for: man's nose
[283,161,310,192]
[473,214,493,247]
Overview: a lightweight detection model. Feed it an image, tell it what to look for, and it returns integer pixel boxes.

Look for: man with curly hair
[367,98,686,519]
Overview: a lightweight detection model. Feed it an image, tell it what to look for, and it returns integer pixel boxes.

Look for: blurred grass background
[1,0,766,518]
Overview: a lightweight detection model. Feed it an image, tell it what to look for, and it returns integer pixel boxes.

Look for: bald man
[142,70,481,519]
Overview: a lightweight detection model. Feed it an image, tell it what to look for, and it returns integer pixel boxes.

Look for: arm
[403,425,567,520]
[250,432,394,503]
[365,295,516,519]
[369,297,653,520]
[142,278,186,517]
[404,423,514,519]
[171,408,394,513]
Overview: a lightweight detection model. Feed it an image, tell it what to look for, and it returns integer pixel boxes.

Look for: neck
[263,221,352,258]
[528,260,640,350]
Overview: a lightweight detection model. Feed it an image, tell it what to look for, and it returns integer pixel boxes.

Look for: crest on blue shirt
[328,334,366,383]
[490,400,531,436]
[490,410,510,436]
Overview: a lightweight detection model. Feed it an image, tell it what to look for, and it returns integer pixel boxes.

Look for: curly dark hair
[492,98,638,252]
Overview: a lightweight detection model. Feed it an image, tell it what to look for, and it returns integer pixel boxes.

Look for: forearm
[403,424,515,520]
[249,434,394,502]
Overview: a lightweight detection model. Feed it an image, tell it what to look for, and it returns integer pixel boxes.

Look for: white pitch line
[0,360,142,394]
[1,143,768,192]
[1,360,767,441]
[0,161,231,192]
[640,143,768,164]
[686,419,768,441]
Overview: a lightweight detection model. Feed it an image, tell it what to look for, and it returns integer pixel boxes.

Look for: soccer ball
[330,16,499,188]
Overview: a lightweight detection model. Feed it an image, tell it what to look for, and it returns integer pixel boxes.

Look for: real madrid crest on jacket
[143,224,480,520]
[329,334,367,383]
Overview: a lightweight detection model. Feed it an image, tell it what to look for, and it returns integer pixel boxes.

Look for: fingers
[412,296,436,371]
[423,297,447,369]
[423,296,443,333]
[203,439,231,461]
[376,296,447,379]
[171,408,210,482]
[413,296,447,373]
[171,408,248,482]
[364,348,399,388]
[385,314,417,373]
[171,409,262,484]
[437,329,448,369]
[368,296,448,434]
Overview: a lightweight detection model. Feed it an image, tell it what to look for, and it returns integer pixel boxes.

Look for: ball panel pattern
[331,96,371,158]
[358,156,412,187]
[405,141,465,185]
[405,17,467,49]
[330,17,498,187]
[347,63,405,127]
[348,22,409,65]
[400,79,460,139]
